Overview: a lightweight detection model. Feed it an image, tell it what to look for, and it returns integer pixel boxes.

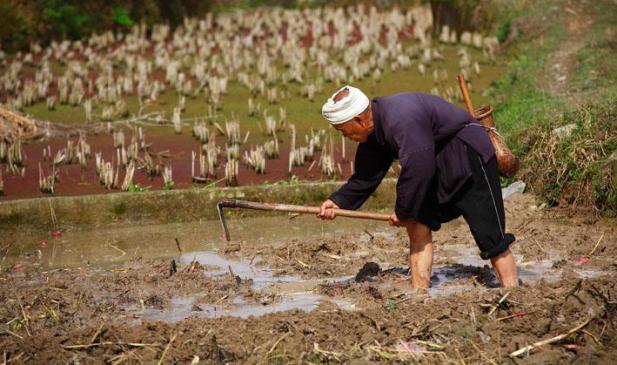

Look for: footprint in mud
[431,264,500,288]
[325,261,501,298]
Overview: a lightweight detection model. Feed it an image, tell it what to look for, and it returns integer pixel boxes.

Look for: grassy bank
[491,0,617,215]
[0,179,397,231]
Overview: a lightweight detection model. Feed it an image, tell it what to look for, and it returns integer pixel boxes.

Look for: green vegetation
[522,102,616,214]
[1,1,503,53]
[112,7,134,27]
[0,1,212,52]
[273,175,301,186]
[488,1,565,139]
[0,3,33,53]
[127,183,151,193]
[41,2,89,41]
[0,179,398,231]
[490,0,617,215]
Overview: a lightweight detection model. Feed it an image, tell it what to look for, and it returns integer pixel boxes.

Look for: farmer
[318,86,519,288]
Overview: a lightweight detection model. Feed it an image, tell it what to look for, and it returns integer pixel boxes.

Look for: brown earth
[1,193,616,364]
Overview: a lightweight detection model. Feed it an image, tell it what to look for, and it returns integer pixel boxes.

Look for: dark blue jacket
[329,93,495,221]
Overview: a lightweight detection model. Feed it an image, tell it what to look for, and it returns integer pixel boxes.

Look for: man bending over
[318,86,519,288]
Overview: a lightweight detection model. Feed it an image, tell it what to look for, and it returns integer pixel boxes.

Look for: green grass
[570,2,617,95]
[521,102,616,214]
[491,0,617,214]
[489,1,566,138]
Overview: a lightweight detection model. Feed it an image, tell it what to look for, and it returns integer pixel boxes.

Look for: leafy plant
[127,183,151,192]
[41,2,89,40]
[274,175,300,185]
[113,6,134,27]
[496,19,511,43]
[0,4,33,52]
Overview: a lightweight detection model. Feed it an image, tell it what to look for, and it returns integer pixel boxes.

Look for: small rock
[502,181,526,199]
[551,123,577,138]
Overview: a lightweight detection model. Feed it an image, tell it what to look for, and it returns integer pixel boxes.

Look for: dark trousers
[418,146,515,260]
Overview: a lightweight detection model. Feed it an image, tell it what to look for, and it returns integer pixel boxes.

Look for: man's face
[334,112,372,143]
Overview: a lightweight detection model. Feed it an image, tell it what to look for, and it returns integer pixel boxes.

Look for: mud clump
[355,262,381,282]
[231,235,398,279]
[143,294,168,309]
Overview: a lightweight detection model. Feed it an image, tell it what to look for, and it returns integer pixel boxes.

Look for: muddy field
[0,4,505,201]
[0,130,357,200]
[1,192,616,364]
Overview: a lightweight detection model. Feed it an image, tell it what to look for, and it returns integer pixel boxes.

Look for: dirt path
[1,192,616,363]
[543,0,595,105]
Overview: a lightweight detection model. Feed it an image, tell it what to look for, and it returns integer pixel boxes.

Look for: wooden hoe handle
[217,199,390,241]
[218,199,390,221]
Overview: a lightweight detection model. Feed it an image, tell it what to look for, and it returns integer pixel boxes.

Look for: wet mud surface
[1,193,617,363]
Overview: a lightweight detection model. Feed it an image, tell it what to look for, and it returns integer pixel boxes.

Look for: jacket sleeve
[329,139,394,210]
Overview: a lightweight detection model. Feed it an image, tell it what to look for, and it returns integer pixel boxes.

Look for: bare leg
[490,248,518,287]
[406,222,433,289]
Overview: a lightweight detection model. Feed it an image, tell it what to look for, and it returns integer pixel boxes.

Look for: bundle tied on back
[457,74,520,177]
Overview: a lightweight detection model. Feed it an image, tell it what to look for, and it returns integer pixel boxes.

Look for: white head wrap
[321,85,369,125]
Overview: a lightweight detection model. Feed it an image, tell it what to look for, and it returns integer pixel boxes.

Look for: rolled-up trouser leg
[456,146,515,260]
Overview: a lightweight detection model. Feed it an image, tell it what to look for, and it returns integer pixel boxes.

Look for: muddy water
[384,243,600,297]
[137,250,357,322]
[138,242,599,322]
[6,214,382,269]
[5,212,601,322]
[138,290,356,322]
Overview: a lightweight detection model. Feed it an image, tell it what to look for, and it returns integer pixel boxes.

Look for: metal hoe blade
[216,201,231,241]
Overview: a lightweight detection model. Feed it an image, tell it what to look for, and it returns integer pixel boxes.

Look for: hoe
[217,199,390,241]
